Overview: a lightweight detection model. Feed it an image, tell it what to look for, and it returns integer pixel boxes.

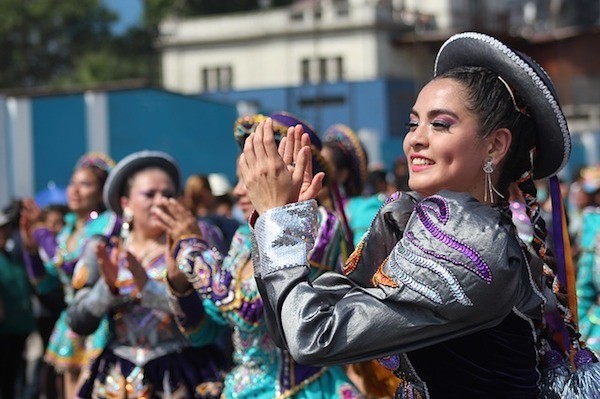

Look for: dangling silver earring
[121,208,133,241]
[483,158,505,203]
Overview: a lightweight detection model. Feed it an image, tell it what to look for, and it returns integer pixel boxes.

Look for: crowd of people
[1,31,600,399]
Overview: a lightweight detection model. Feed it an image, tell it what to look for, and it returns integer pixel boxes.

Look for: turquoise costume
[171,219,362,399]
[577,208,600,356]
[346,194,385,247]
[24,211,118,371]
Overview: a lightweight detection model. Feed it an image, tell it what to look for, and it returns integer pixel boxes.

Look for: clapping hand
[152,197,201,242]
[95,238,149,295]
[165,234,192,294]
[239,118,324,214]
[95,238,120,294]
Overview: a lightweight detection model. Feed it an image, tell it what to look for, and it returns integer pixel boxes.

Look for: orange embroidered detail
[343,241,365,275]
[372,259,397,288]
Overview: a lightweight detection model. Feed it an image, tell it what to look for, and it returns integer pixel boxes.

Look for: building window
[334,0,349,17]
[201,66,233,92]
[335,57,344,80]
[313,6,322,20]
[300,56,344,84]
[301,59,311,84]
[290,11,303,21]
[319,58,328,83]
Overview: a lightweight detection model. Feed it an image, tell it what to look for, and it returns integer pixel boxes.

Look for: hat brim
[434,32,571,179]
[103,151,181,215]
[323,124,368,194]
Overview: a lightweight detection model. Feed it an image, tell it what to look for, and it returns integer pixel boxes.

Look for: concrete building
[156,0,600,174]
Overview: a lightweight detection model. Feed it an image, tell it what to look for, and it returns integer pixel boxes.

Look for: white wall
[159,0,395,93]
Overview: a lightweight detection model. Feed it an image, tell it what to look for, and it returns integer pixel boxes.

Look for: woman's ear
[120,196,129,212]
[487,128,512,165]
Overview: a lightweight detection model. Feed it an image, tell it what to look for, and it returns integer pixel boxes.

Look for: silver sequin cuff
[254,200,318,276]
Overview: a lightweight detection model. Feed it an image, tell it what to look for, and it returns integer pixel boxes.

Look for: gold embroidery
[277,367,328,399]
[343,241,365,275]
[372,258,397,288]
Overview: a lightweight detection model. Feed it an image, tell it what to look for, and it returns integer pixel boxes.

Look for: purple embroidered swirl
[415,196,492,283]
[420,196,449,224]
[405,231,491,284]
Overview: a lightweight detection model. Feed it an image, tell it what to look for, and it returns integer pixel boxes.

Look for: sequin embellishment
[415,196,492,283]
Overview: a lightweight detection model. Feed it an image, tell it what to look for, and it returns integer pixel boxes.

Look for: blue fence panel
[32,95,87,191]
[108,89,239,183]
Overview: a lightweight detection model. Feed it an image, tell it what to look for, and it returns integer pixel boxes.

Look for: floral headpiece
[75,152,115,174]
[322,124,368,196]
[234,114,290,150]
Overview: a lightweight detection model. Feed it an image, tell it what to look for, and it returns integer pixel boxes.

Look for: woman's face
[121,168,176,236]
[403,78,490,199]
[233,163,254,220]
[67,168,103,214]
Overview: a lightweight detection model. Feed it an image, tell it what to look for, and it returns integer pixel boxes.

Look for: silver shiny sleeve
[254,192,542,366]
[253,200,318,277]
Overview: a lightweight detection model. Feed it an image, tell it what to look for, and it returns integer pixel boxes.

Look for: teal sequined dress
[172,218,363,399]
[25,212,118,371]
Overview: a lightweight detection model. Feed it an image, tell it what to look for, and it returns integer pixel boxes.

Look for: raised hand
[123,250,149,291]
[95,238,120,294]
[279,125,325,203]
[239,118,324,214]
[19,198,44,252]
[152,197,202,242]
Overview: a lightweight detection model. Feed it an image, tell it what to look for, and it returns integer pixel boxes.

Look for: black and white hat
[434,32,571,179]
[103,150,181,215]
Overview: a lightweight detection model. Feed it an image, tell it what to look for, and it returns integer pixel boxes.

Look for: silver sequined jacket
[252,191,547,393]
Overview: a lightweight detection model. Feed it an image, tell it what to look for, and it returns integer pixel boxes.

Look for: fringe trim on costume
[561,348,600,398]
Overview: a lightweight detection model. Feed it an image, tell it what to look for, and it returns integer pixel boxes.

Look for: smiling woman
[19,152,118,399]
[238,32,600,398]
[403,77,511,200]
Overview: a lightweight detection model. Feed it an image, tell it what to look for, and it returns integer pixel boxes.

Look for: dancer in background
[576,164,600,358]
[0,207,35,399]
[68,150,227,398]
[161,116,363,398]
[20,153,118,399]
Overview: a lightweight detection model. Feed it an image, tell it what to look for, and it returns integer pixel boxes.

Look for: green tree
[0,0,117,89]
[0,0,295,90]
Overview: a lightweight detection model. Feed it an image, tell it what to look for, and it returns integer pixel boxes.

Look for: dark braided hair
[437,66,581,357]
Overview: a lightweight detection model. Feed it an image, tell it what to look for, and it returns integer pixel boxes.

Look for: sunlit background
[1,0,599,206]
